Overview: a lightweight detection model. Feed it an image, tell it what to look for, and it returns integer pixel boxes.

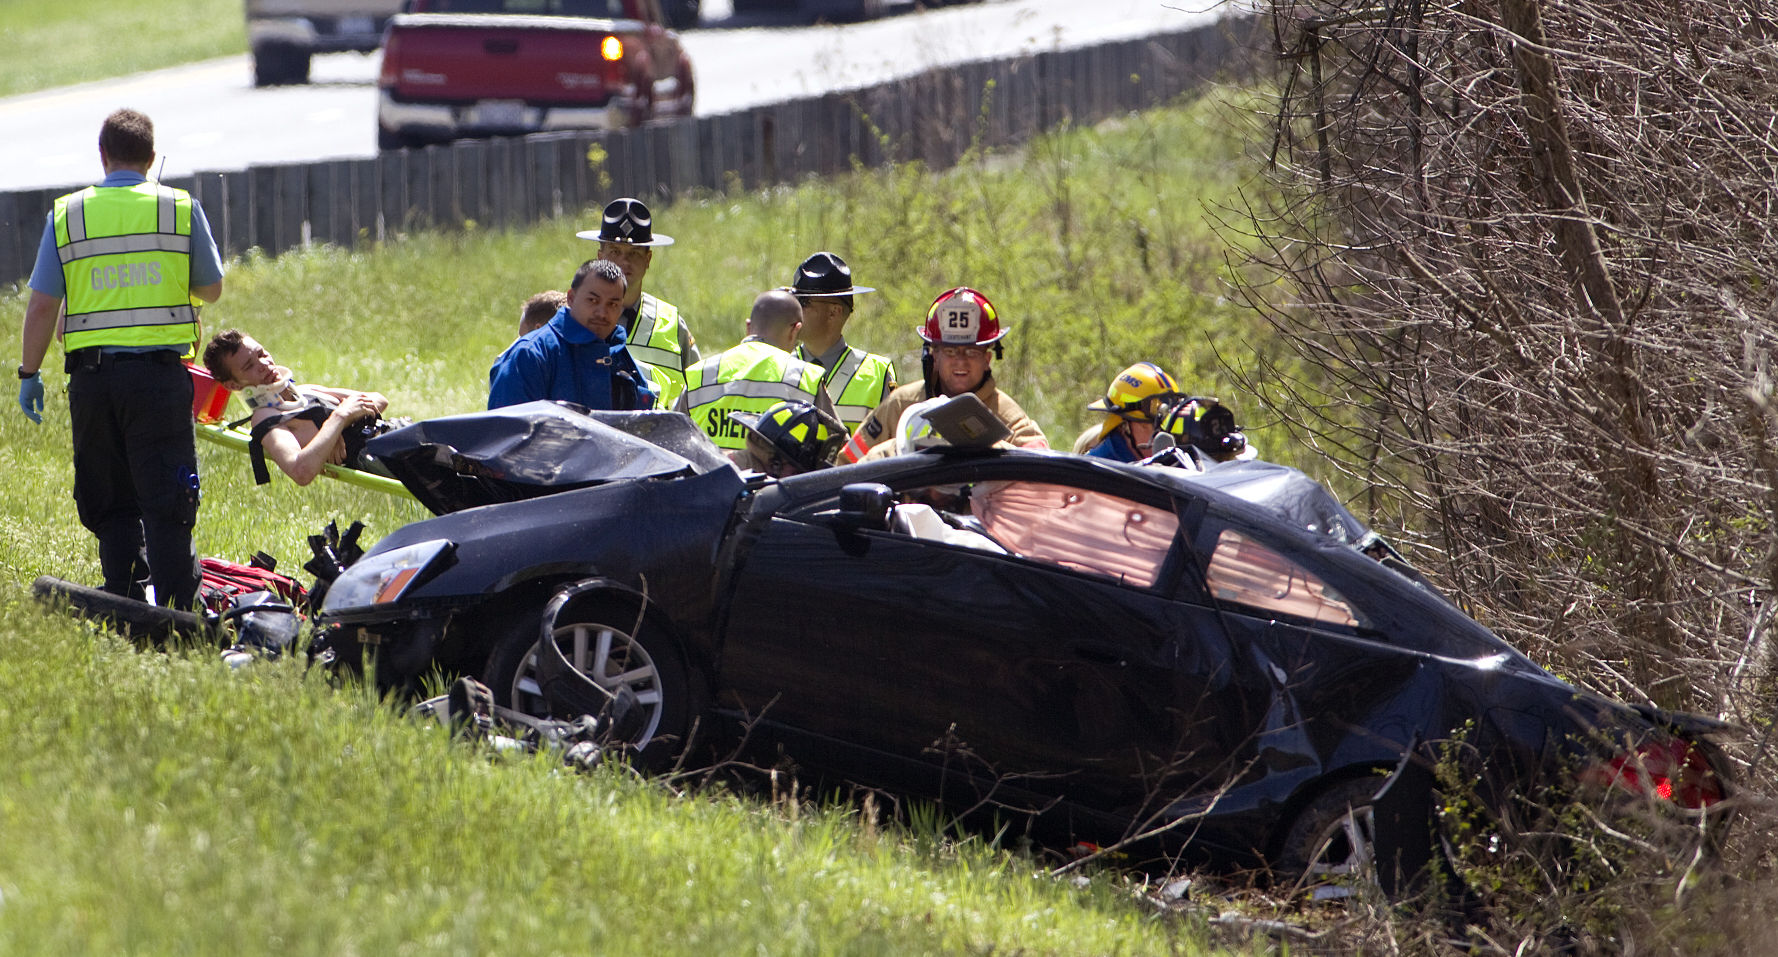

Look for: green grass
[0,0,247,97]
[0,611,1220,955]
[0,85,1279,953]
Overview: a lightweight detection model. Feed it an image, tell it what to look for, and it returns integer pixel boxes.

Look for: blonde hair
[519,290,567,337]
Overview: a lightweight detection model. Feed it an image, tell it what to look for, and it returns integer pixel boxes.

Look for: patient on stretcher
[202,330,402,486]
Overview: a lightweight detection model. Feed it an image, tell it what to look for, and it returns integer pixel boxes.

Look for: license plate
[474,100,525,127]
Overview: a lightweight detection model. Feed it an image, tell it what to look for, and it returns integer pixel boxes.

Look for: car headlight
[321,539,456,615]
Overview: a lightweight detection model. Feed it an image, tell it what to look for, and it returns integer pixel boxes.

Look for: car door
[718,460,1262,817]
[1191,518,1425,783]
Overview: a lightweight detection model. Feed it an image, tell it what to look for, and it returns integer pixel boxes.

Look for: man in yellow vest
[786,251,896,433]
[675,290,835,452]
[577,197,698,408]
[16,109,225,608]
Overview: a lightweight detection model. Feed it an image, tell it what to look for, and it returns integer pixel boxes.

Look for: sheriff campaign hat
[576,197,675,247]
[788,251,875,297]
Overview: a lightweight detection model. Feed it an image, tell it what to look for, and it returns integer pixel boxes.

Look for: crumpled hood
[367,401,733,514]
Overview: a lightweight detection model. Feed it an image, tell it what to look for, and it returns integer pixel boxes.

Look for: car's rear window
[420,0,628,16]
[1204,528,1361,627]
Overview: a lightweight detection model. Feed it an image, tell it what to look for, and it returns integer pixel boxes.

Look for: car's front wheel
[486,598,701,770]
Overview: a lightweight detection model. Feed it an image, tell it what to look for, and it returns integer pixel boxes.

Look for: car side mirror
[836,482,894,530]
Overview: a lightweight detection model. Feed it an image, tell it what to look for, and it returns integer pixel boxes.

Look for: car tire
[485,598,703,772]
[1275,777,1386,901]
[252,43,312,87]
[845,0,884,22]
[31,575,209,644]
[376,125,409,152]
[662,0,700,29]
[628,89,656,128]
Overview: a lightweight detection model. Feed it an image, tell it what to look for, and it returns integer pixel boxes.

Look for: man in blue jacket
[488,259,658,411]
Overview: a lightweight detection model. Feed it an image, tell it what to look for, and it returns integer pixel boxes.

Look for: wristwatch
[17,365,37,379]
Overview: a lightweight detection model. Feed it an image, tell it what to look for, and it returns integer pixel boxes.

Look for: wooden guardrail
[0,18,1253,284]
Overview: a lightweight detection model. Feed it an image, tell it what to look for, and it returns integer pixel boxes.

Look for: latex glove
[17,372,44,424]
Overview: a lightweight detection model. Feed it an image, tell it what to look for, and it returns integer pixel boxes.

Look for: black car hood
[367,401,734,514]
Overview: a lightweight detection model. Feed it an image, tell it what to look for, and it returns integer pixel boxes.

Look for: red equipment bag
[198,556,308,616]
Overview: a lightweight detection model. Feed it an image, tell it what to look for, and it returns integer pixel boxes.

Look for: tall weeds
[1238,0,1778,949]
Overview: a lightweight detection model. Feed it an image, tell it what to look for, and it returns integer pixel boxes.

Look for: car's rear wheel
[662,0,700,28]
[485,599,700,770]
[252,43,311,87]
[376,125,410,152]
[1276,778,1384,901]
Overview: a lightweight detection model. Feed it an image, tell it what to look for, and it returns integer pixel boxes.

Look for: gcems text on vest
[91,262,164,291]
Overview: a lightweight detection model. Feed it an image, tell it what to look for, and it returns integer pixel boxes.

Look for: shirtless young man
[201,330,391,486]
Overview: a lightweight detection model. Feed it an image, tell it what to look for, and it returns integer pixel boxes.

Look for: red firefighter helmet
[918,287,1007,347]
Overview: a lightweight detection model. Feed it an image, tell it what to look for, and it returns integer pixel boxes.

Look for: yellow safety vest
[55,182,198,353]
[797,343,896,433]
[681,340,826,450]
[625,292,690,407]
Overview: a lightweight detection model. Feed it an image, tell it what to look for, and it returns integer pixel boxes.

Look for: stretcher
[196,421,413,498]
[187,361,412,498]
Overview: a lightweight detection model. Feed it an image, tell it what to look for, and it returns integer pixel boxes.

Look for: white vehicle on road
[249,0,405,86]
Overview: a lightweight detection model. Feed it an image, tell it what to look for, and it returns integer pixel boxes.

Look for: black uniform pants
[67,350,201,609]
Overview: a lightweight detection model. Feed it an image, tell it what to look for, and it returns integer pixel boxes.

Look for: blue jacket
[488,308,658,411]
[1084,429,1140,463]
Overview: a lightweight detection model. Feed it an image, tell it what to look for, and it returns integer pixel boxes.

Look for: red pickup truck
[376,0,695,150]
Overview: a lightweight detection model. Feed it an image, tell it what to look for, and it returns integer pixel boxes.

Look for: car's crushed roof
[1177,459,1374,547]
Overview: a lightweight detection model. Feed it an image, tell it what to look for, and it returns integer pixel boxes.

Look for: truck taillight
[1580,738,1725,809]
[601,36,623,61]
[379,33,403,87]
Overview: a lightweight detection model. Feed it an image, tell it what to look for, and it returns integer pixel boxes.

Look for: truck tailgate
[384,14,638,103]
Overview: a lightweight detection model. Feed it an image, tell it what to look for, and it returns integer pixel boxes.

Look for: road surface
[0,0,1227,192]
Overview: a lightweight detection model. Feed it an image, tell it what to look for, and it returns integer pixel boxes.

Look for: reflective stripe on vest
[56,183,197,353]
[626,294,688,406]
[801,344,895,432]
[828,350,895,431]
[682,341,824,450]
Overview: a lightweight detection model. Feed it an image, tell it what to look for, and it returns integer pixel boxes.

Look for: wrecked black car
[314,401,1731,887]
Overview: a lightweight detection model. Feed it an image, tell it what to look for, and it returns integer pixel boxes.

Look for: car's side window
[966,480,1178,588]
[784,473,1182,590]
[1204,528,1360,627]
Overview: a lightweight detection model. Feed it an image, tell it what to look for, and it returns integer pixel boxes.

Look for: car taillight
[599,36,630,91]
[379,33,403,88]
[1581,738,1725,809]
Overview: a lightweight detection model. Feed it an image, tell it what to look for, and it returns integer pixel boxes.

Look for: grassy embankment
[0,84,1283,954]
[0,0,247,98]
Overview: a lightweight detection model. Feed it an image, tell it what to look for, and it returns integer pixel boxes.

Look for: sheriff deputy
[676,290,836,451]
[786,251,897,433]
